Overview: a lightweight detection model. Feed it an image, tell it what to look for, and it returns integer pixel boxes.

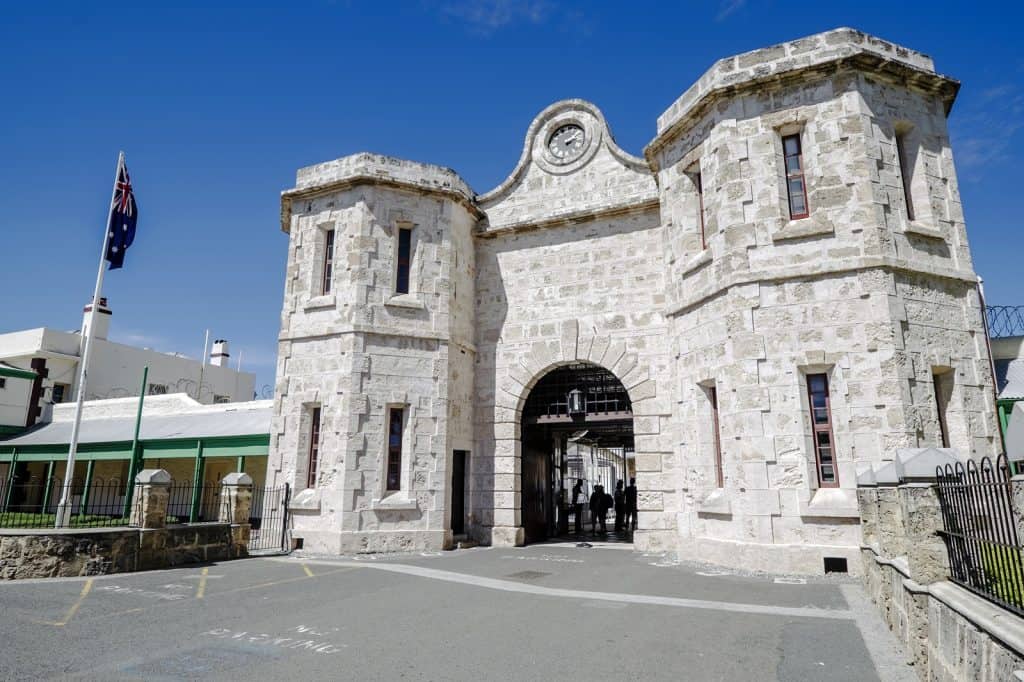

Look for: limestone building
[268,28,998,573]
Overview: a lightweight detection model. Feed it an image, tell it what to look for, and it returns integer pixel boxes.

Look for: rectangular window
[934,370,953,448]
[0,378,6,389]
[782,134,809,220]
[709,385,723,488]
[695,171,707,250]
[147,383,168,396]
[52,383,68,403]
[321,229,335,295]
[396,227,412,295]
[386,407,404,491]
[806,373,838,487]
[307,406,322,489]
[895,132,915,222]
[213,394,231,404]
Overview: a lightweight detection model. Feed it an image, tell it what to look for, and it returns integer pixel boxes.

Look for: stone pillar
[129,469,171,529]
[220,472,253,555]
[1011,475,1024,542]
[219,473,253,524]
[898,482,950,585]
[875,484,904,559]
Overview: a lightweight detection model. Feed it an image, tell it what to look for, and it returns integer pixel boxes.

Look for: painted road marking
[97,584,187,601]
[774,578,808,585]
[696,570,734,577]
[501,554,584,564]
[279,558,855,621]
[42,578,94,626]
[196,568,209,599]
[302,564,315,577]
[203,624,344,654]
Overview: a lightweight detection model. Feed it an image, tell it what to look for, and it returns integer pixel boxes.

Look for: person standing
[589,485,605,534]
[613,480,625,532]
[624,477,638,531]
[572,479,584,534]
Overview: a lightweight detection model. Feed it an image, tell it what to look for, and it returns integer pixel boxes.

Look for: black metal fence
[935,455,1024,617]
[987,305,1024,339]
[166,481,226,524]
[249,484,290,553]
[0,477,139,529]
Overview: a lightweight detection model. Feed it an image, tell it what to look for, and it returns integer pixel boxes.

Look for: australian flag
[105,156,138,269]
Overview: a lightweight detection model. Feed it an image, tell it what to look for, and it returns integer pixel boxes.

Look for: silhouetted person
[572,479,584,534]
[624,477,638,531]
[590,485,608,533]
[614,480,625,532]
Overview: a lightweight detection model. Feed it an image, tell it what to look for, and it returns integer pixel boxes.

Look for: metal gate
[248,484,290,553]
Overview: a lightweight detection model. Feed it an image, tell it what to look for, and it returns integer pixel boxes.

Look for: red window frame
[933,371,952,448]
[321,229,335,295]
[695,170,707,250]
[396,227,412,295]
[895,132,915,222]
[782,133,809,220]
[709,385,723,488]
[307,406,321,489]
[806,373,838,488]
[386,407,404,492]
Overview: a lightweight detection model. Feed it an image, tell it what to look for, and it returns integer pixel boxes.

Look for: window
[895,131,915,222]
[708,385,723,488]
[695,170,707,250]
[782,133,809,220]
[147,383,167,396]
[806,373,838,487]
[52,383,68,403]
[933,370,953,448]
[0,378,6,390]
[321,228,335,295]
[213,394,231,404]
[396,227,412,295]
[386,407,404,491]
[307,406,322,489]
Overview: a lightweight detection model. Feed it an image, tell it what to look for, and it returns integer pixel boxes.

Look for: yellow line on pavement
[196,567,209,599]
[302,563,315,577]
[45,578,93,627]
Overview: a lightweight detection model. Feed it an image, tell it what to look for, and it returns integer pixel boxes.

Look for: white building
[0,297,255,431]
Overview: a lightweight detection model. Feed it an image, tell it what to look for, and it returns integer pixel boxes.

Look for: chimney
[82,297,112,340]
[210,339,230,367]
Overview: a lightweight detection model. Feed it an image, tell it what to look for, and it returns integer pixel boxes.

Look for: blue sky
[2,1,1021,392]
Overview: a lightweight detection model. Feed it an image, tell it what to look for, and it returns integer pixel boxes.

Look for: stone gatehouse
[267,27,998,574]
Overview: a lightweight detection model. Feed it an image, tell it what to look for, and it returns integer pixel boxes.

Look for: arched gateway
[519,363,634,543]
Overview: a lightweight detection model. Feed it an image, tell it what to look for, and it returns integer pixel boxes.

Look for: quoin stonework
[267,28,998,574]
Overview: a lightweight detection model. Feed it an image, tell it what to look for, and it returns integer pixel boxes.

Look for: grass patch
[0,512,130,528]
[980,542,1024,605]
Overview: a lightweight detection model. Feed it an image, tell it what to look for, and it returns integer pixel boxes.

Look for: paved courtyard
[0,544,912,681]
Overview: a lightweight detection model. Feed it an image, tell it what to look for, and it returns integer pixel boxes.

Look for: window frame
[385,407,405,492]
[708,384,723,488]
[307,406,322,489]
[782,133,810,221]
[395,226,412,295]
[933,369,953,448]
[695,170,707,250]
[320,228,335,295]
[805,373,839,488]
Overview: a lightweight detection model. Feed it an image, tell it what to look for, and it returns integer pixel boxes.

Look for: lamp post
[568,388,585,417]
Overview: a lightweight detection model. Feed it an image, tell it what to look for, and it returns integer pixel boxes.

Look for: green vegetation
[0,512,129,528]
[980,542,1024,605]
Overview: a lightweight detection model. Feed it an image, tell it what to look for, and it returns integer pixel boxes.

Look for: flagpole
[55,151,124,528]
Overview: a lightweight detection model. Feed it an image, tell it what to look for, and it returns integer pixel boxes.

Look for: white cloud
[440,0,552,35]
[715,0,746,22]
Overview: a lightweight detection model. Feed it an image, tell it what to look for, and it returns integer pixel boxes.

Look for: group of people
[571,478,637,535]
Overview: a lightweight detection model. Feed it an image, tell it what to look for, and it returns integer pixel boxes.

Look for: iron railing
[165,481,227,524]
[248,483,290,553]
[935,455,1024,617]
[0,477,140,529]
[987,306,1024,339]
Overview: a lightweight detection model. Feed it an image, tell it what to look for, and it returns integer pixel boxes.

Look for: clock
[547,124,586,162]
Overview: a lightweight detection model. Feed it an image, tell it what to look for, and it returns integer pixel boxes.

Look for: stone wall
[857,450,1024,680]
[0,523,248,580]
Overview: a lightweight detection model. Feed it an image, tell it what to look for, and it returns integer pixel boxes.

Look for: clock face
[547,124,586,162]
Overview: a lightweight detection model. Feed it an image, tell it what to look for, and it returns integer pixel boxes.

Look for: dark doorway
[520,363,635,544]
[451,450,467,535]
